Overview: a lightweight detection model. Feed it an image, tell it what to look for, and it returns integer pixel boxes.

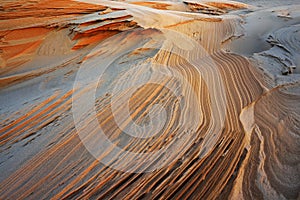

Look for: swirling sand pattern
[0,0,299,199]
[240,85,300,200]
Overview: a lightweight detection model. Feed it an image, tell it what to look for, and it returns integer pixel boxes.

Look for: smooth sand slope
[0,0,299,199]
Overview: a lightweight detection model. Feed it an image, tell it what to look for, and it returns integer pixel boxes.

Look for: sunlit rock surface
[0,0,299,199]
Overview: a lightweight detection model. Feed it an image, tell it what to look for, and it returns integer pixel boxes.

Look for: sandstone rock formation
[0,0,299,199]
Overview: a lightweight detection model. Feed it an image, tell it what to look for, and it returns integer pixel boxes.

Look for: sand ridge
[0,0,299,199]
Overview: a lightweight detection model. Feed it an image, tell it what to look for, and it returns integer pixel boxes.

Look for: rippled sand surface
[0,0,299,199]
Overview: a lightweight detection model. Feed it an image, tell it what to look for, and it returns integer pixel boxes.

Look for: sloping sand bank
[0,0,299,199]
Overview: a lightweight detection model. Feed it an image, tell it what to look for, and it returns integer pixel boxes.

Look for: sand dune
[0,0,299,199]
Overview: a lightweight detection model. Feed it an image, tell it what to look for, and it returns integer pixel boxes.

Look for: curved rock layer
[0,0,299,199]
[240,85,300,200]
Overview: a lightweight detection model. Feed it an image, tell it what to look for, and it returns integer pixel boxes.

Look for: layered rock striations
[0,0,299,199]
